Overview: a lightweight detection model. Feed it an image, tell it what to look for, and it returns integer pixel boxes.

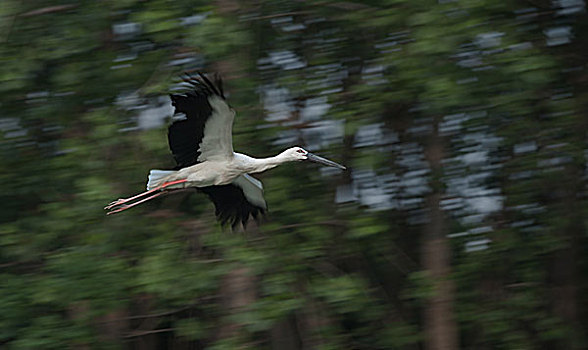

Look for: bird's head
[281,147,346,170]
[283,147,310,161]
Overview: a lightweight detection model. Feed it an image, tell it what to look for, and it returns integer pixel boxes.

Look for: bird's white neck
[246,152,292,174]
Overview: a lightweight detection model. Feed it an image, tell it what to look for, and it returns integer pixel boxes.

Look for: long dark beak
[306,153,346,170]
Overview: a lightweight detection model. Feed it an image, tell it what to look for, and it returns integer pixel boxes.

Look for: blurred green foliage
[1,0,587,349]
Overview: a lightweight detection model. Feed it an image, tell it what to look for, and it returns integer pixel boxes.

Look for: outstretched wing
[199,176,266,228]
[169,74,263,228]
[168,73,232,169]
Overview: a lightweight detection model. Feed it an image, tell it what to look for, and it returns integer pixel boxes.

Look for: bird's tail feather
[147,170,176,190]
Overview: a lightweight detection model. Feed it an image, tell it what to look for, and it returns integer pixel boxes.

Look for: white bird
[105,73,346,227]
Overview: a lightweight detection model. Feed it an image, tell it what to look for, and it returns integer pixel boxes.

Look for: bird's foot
[104,193,154,210]
[105,192,165,215]
[106,204,130,215]
[104,198,126,210]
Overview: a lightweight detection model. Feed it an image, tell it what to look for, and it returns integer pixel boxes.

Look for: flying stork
[104,73,346,227]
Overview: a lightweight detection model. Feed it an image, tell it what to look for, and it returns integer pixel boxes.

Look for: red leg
[104,188,160,210]
[104,179,188,211]
[106,192,166,215]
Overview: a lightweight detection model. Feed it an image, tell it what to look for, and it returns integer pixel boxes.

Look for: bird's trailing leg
[106,192,166,215]
[104,179,187,214]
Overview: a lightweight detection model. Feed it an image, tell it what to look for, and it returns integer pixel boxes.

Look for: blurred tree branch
[20,4,78,17]
[123,328,175,339]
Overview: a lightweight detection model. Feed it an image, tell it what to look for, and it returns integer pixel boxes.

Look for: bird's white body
[147,150,304,213]
[186,153,281,185]
[152,151,296,188]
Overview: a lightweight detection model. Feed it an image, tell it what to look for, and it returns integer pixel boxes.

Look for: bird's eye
[297,149,305,154]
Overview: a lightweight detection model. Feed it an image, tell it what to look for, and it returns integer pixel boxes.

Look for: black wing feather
[197,72,221,96]
[167,118,203,169]
[214,73,225,98]
[168,73,224,169]
[199,185,265,228]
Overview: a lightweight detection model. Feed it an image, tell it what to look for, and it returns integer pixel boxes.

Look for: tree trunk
[270,317,301,350]
[422,119,459,350]
[218,266,257,340]
[550,163,584,349]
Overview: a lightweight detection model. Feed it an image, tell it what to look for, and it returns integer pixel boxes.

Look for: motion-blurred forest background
[1,0,587,349]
